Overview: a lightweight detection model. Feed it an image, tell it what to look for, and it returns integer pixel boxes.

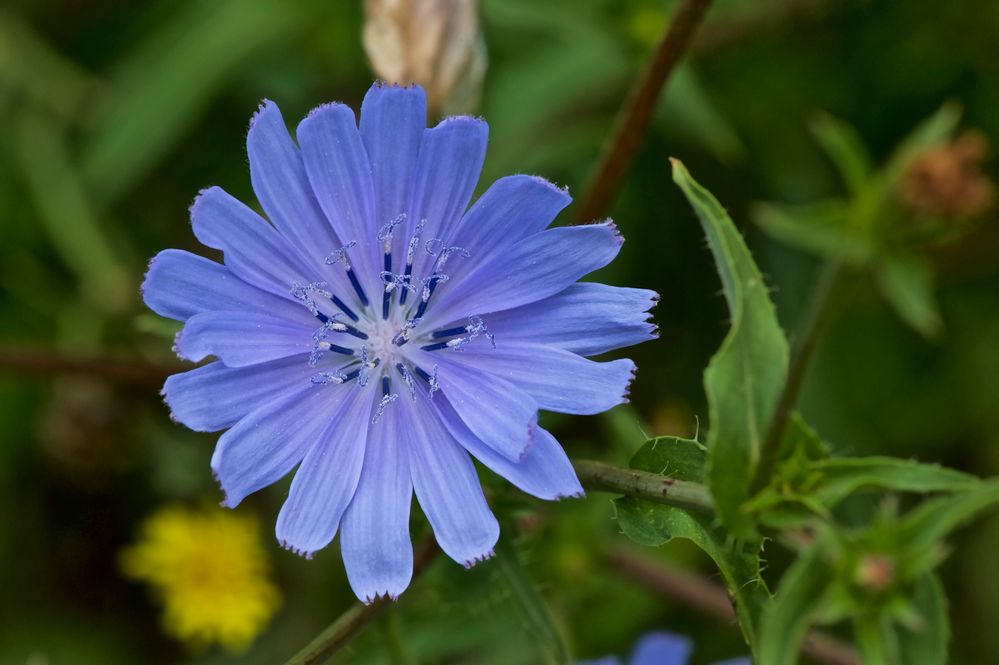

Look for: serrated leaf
[494,537,568,665]
[671,160,790,537]
[876,254,944,339]
[615,498,769,651]
[898,575,949,665]
[628,436,707,484]
[810,112,874,197]
[757,543,835,665]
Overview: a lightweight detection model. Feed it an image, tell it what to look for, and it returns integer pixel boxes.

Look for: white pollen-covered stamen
[406,219,427,266]
[371,391,399,423]
[396,362,418,400]
[428,364,441,399]
[291,281,332,316]
[311,370,348,385]
[377,214,407,253]
[325,241,357,271]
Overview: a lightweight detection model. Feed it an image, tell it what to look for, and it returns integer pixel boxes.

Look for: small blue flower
[142,83,656,602]
[577,631,749,665]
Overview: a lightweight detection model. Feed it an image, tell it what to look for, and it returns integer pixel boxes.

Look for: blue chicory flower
[577,631,749,665]
[142,82,657,602]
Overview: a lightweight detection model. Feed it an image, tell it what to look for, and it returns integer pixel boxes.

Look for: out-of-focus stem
[282,537,438,665]
[750,261,845,493]
[574,0,714,224]
[610,547,862,665]
[573,459,714,513]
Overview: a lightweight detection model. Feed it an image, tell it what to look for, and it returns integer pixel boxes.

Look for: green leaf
[671,159,790,537]
[494,537,568,665]
[616,435,768,651]
[82,0,309,203]
[615,498,769,650]
[628,436,707,484]
[752,200,872,263]
[810,457,979,508]
[854,614,899,665]
[876,255,944,339]
[757,542,835,665]
[898,575,949,665]
[810,112,874,197]
[883,102,962,184]
[898,479,999,553]
[12,112,133,313]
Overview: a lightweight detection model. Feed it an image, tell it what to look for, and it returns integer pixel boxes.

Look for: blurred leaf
[883,102,962,184]
[12,111,132,312]
[810,112,874,197]
[854,614,898,665]
[810,457,979,508]
[898,574,949,665]
[494,537,568,665]
[671,159,789,538]
[757,539,834,665]
[616,435,768,651]
[658,65,746,164]
[898,480,999,553]
[753,199,872,263]
[0,12,96,121]
[82,0,311,202]
[876,254,944,339]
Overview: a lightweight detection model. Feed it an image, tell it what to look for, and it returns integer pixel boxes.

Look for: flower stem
[573,459,714,513]
[750,260,846,494]
[574,0,714,223]
[282,537,438,665]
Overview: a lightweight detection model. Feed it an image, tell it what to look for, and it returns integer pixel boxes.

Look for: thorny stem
[573,459,714,513]
[574,0,714,224]
[750,261,846,494]
[282,537,439,665]
[610,547,862,665]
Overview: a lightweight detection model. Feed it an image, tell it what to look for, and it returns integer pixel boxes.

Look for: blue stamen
[346,268,368,306]
[382,252,392,319]
[432,326,467,339]
[420,341,450,352]
[326,343,356,356]
[330,295,359,322]
[399,264,414,305]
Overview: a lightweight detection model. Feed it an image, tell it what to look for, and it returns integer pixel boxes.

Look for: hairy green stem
[573,459,715,513]
[750,260,846,493]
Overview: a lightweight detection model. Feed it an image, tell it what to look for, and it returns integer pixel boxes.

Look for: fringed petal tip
[279,539,316,560]
[514,173,571,198]
[622,363,638,403]
[370,79,424,91]
[434,114,488,130]
[462,548,496,569]
[187,186,222,223]
[554,489,586,501]
[249,98,278,128]
[303,101,353,122]
[360,590,401,606]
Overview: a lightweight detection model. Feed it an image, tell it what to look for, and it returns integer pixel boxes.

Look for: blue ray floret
[142,82,658,603]
[576,631,749,665]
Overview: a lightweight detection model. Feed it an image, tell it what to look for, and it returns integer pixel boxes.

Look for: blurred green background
[1,0,998,663]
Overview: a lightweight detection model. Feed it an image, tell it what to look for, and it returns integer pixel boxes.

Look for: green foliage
[754,104,969,339]
[671,159,789,538]
[494,536,568,665]
[615,436,770,650]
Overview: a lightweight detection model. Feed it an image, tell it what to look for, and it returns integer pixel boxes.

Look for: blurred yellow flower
[120,505,281,651]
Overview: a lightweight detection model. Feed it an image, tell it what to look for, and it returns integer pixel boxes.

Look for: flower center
[289,217,493,423]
